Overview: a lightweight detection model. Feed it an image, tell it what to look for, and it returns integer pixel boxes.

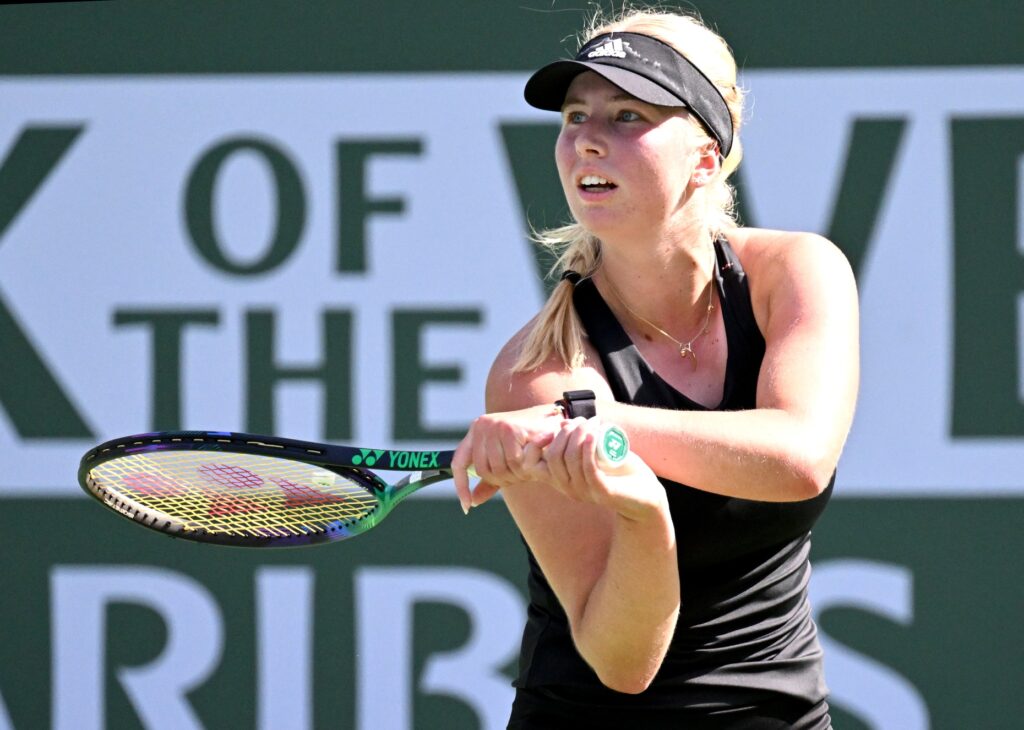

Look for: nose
[573,118,607,158]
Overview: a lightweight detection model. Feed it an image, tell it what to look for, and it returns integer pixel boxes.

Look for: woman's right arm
[452,344,680,693]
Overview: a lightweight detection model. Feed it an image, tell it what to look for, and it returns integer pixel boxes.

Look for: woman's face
[555,71,704,241]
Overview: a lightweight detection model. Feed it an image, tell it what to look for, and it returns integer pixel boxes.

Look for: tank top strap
[714,236,766,409]
[714,236,764,349]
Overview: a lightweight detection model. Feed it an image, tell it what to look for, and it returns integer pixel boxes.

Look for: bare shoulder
[724,227,858,320]
[727,227,853,277]
[484,318,613,414]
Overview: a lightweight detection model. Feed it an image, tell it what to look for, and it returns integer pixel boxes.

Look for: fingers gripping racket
[78,427,630,548]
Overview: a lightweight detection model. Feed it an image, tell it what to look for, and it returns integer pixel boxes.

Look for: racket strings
[87,450,380,538]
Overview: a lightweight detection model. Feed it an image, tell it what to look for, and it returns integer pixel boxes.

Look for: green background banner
[2,498,1021,729]
[4,1,1024,72]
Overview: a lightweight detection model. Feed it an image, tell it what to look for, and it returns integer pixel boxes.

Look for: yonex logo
[387,451,441,469]
[587,39,628,59]
[352,449,385,466]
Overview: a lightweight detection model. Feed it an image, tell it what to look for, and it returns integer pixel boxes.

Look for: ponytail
[511,225,601,372]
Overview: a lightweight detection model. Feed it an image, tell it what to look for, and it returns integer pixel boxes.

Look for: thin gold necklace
[603,263,716,371]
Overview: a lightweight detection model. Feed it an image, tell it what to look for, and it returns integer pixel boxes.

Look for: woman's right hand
[450,403,566,512]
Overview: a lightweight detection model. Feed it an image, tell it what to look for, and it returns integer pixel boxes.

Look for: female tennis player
[452,6,858,728]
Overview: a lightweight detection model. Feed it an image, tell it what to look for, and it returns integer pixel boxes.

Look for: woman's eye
[565,111,586,124]
[618,110,642,122]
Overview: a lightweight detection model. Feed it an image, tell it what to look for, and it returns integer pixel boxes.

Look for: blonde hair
[512,5,746,373]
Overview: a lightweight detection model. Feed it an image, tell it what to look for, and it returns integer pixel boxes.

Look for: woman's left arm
[602,231,860,502]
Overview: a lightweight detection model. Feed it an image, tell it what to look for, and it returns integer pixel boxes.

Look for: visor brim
[524,60,687,111]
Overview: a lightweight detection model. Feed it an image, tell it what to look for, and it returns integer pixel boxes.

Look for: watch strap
[556,389,597,419]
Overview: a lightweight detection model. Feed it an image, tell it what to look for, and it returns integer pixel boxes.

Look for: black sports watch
[555,389,597,419]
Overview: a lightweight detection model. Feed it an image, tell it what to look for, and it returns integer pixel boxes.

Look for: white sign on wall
[1,69,1022,495]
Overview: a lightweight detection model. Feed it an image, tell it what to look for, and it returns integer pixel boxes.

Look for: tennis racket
[78,426,631,548]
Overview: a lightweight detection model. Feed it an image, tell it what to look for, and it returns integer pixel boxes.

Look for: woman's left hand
[531,417,665,522]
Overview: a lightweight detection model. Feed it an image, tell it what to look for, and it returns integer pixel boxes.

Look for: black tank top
[513,237,833,716]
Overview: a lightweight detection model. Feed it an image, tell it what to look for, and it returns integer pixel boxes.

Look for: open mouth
[578,174,617,193]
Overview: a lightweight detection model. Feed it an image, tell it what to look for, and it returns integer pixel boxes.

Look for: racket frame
[78,430,457,548]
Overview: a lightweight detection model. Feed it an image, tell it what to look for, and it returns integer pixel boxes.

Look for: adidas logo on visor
[587,38,628,59]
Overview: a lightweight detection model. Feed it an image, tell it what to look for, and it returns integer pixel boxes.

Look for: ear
[690,142,721,187]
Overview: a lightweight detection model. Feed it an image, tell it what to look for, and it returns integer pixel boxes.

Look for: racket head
[78,431,444,547]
